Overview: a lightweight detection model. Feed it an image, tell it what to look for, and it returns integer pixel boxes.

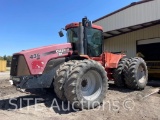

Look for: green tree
[3,55,7,60]
[7,56,12,61]
[0,55,12,61]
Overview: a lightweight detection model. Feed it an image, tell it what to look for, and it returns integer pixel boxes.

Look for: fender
[103,52,125,68]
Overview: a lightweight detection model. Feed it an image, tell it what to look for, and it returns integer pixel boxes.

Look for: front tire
[64,60,108,109]
[54,60,78,101]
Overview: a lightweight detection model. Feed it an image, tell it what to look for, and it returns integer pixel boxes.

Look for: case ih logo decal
[43,48,70,56]
[56,48,69,56]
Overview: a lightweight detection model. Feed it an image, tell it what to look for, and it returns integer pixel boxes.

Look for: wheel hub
[80,70,102,101]
[138,65,146,83]
[81,79,88,88]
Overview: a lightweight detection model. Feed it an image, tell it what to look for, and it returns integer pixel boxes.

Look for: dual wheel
[113,57,148,90]
[54,60,108,109]
[54,57,148,109]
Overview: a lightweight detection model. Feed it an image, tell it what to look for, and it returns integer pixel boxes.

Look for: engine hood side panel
[13,43,72,75]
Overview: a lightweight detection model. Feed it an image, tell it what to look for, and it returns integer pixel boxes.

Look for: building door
[137,38,160,78]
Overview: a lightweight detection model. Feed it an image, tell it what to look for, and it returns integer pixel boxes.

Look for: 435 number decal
[30,54,40,59]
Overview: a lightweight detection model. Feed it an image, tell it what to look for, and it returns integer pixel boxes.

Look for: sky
[0,0,139,56]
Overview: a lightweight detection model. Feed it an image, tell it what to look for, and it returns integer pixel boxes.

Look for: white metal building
[93,0,160,59]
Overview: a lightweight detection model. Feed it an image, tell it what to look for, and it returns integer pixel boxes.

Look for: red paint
[32,60,44,69]
[13,41,125,81]
[88,52,125,68]
[79,52,125,80]
[13,43,72,75]
[103,52,125,68]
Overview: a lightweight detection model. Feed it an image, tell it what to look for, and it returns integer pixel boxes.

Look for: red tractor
[10,17,148,109]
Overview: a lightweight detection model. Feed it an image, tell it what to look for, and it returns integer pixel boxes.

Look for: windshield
[66,27,102,57]
[67,28,79,43]
[86,28,102,57]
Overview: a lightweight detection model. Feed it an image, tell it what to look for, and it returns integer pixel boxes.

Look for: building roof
[93,0,160,38]
[93,0,154,23]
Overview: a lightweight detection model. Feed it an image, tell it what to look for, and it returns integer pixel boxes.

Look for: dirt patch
[0,72,10,81]
[0,75,160,120]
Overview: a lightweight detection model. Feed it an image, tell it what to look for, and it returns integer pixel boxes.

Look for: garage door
[137,38,160,76]
[137,38,160,45]
[137,38,160,61]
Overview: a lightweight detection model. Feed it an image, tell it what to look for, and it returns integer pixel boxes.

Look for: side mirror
[58,30,64,37]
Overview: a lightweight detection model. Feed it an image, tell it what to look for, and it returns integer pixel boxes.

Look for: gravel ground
[0,72,160,120]
[0,72,10,79]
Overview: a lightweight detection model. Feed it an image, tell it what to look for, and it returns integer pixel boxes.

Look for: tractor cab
[60,17,103,57]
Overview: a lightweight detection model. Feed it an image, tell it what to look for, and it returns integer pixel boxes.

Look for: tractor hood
[12,43,72,75]
[14,43,72,55]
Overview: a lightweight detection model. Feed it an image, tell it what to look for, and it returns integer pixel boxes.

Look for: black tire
[113,58,128,87]
[124,57,148,90]
[64,60,108,109]
[54,60,78,101]
[123,58,133,83]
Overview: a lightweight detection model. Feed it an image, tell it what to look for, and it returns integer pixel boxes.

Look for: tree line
[0,55,12,61]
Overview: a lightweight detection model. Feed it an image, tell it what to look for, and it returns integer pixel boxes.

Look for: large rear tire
[54,60,78,101]
[64,60,108,109]
[124,57,148,90]
[113,58,128,87]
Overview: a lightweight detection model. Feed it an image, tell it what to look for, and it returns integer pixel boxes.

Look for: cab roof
[65,22,103,31]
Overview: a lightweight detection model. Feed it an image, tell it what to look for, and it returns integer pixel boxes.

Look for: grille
[10,55,30,76]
